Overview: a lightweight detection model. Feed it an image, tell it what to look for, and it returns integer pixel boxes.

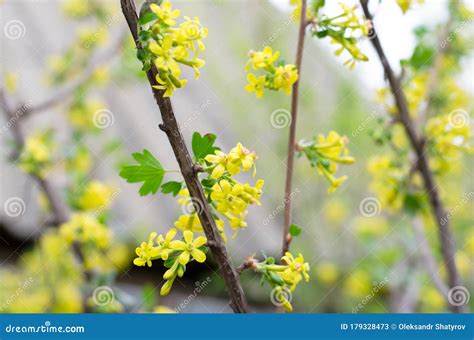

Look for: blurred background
[0,0,472,313]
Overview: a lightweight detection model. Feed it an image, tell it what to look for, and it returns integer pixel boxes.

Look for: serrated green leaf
[192,132,219,160]
[161,181,182,196]
[289,224,302,237]
[120,149,165,196]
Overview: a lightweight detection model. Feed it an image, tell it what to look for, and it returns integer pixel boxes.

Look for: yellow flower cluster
[78,181,117,212]
[253,252,310,312]
[290,1,368,70]
[425,113,473,174]
[367,155,409,211]
[299,131,355,192]
[245,47,298,98]
[133,229,207,296]
[174,189,227,240]
[59,213,111,249]
[19,131,55,178]
[140,1,207,97]
[205,143,257,178]
[204,143,264,236]
[211,178,264,235]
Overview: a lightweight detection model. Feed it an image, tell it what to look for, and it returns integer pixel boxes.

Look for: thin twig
[412,217,449,296]
[120,0,248,313]
[360,0,465,313]
[24,32,126,116]
[0,88,70,224]
[282,0,307,256]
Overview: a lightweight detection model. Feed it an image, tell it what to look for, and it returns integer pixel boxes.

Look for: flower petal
[191,249,206,263]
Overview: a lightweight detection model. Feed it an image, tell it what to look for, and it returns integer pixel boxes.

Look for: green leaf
[409,44,435,70]
[191,132,219,160]
[120,149,165,196]
[289,224,302,237]
[161,181,182,196]
[201,178,216,188]
[404,193,423,215]
[138,12,158,25]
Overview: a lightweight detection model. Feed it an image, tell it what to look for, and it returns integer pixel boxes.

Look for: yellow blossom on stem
[169,230,207,265]
[150,1,181,26]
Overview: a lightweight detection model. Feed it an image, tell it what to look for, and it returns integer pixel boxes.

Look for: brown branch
[120,0,248,313]
[0,88,70,225]
[236,256,257,274]
[282,0,307,256]
[412,217,449,297]
[360,0,465,313]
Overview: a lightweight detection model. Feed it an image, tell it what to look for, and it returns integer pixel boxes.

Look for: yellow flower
[315,261,338,285]
[245,73,266,98]
[300,131,354,192]
[169,230,207,265]
[4,72,17,93]
[153,305,176,313]
[281,252,310,287]
[150,1,181,26]
[228,143,257,175]
[274,64,298,95]
[59,213,111,249]
[133,232,160,267]
[149,37,182,78]
[19,131,55,177]
[78,181,116,211]
[176,16,208,52]
[204,150,228,179]
[156,228,178,260]
[344,270,371,298]
[211,180,247,215]
[174,214,203,232]
[396,0,425,13]
[248,46,280,70]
